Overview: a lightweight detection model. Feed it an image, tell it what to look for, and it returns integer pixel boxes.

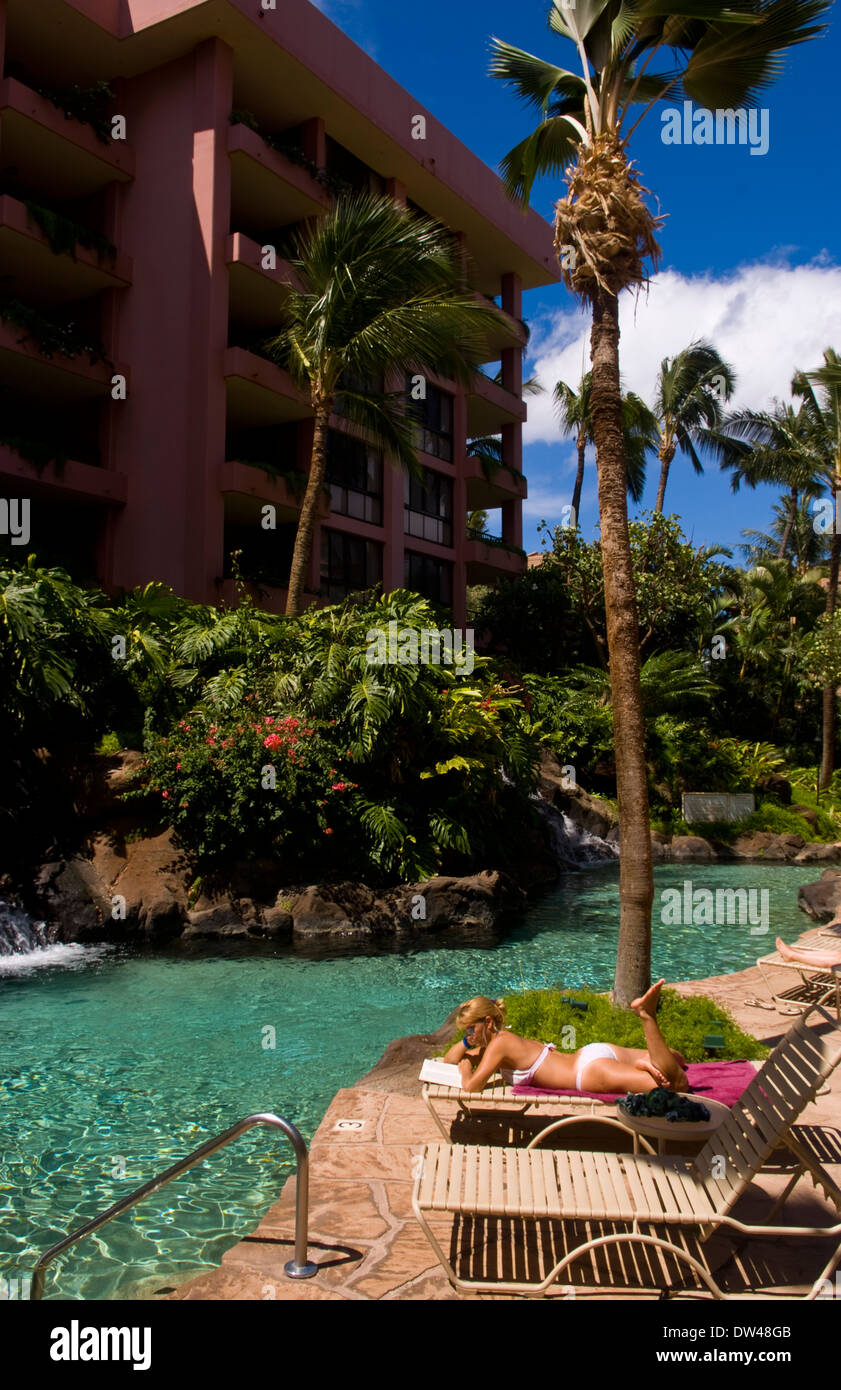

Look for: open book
[419,1058,463,1087]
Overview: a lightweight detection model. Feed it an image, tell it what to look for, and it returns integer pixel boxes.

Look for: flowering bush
[135,591,541,880]
[140,710,358,862]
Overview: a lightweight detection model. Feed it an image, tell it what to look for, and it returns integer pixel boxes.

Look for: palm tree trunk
[286,402,331,617]
[777,489,797,560]
[654,443,672,514]
[820,527,841,788]
[590,288,654,1007]
[570,434,586,527]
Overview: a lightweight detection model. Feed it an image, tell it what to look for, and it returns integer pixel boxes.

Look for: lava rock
[730,831,805,861]
[798,868,841,921]
[669,835,716,862]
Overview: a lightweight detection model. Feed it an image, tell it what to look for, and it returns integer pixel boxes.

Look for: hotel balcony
[226,232,301,330]
[473,291,527,360]
[223,346,312,428]
[228,122,330,233]
[0,316,120,401]
[467,371,527,436]
[465,449,527,511]
[218,459,328,527]
[465,528,526,585]
[0,195,132,305]
[0,78,134,201]
[0,443,127,505]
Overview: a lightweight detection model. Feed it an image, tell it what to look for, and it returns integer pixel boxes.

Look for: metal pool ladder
[31,1111,317,1299]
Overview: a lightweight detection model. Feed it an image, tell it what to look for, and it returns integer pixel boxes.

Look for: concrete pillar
[386,177,407,205]
[382,366,405,595]
[108,40,234,601]
[501,496,522,549]
[501,271,522,320]
[452,386,468,627]
[300,116,325,167]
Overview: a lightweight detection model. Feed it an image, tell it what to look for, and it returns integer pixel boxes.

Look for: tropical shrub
[136,590,542,881]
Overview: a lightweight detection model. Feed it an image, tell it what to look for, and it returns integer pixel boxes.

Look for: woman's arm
[443,1039,468,1064]
[462,1035,508,1094]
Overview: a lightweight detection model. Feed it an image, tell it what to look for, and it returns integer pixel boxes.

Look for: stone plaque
[682,792,755,824]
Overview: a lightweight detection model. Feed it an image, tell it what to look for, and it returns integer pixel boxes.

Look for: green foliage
[131,589,541,880]
[0,557,113,732]
[740,802,818,841]
[478,513,732,674]
[799,611,841,689]
[0,299,107,365]
[24,201,116,263]
[13,71,114,142]
[501,989,767,1063]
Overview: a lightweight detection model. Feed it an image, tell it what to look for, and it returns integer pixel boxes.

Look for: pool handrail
[30,1111,317,1299]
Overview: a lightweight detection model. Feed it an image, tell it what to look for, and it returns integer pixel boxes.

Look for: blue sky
[312,0,841,558]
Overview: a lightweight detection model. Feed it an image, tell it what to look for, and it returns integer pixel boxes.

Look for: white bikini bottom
[575,1042,618,1091]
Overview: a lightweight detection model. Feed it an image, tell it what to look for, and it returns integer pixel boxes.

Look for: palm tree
[717,372,839,782]
[651,341,735,512]
[555,370,656,522]
[266,195,504,616]
[490,0,830,1004]
[555,373,592,524]
[741,496,828,574]
[796,350,841,786]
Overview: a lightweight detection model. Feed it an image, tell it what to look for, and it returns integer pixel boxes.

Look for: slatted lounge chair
[422,1060,760,1145]
[757,949,841,1019]
[413,1006,841,1298]
[422,1074,628,1144]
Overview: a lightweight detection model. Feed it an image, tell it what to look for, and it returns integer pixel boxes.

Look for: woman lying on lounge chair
[776,936,841,969]
[444,980,689,1095]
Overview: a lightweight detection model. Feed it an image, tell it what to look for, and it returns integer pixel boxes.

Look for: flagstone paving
[170,921,841,1301]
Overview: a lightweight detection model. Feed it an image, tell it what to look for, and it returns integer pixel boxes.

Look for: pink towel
[512,1059,757,1107]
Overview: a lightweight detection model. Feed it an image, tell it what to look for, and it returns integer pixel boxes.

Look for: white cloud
[524,258,841,446]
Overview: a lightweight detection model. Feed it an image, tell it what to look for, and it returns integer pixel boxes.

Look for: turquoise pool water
[0,862,819,1299]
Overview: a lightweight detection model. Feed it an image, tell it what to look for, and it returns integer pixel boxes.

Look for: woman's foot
[634,1057,668,1087]
[631,978,665,1021]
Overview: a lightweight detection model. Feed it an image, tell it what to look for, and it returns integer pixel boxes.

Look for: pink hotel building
[0,0,558,624]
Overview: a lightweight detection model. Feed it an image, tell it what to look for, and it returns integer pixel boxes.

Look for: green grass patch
[498,987,767,1063]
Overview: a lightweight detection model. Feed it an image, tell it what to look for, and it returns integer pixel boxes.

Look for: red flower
[176,763,182,770]
[264,734,283,751]
[331,782,347,792]
[324,827,334,835]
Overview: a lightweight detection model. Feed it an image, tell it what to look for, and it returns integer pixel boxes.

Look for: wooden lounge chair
[413,1006,841,1298]
[756,949,841,1019]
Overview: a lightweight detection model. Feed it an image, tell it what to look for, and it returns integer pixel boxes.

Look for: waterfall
[0,899,50,955]
[533,797,619,870]
[0,898,105,975]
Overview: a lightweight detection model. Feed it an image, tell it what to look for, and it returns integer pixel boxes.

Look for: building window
[320,529,382,602]
[404,550,453,607]
[326,430,383,525]
[404,467,453,547]
[405,376,453,462]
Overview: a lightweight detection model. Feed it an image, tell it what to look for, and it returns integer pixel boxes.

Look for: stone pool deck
[170,923,841,1302]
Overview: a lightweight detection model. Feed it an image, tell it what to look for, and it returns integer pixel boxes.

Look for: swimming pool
[0,862,818,1299]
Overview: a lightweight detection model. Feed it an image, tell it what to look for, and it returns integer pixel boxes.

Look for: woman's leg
[776,936,841,969]
[630,979,688,1090]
